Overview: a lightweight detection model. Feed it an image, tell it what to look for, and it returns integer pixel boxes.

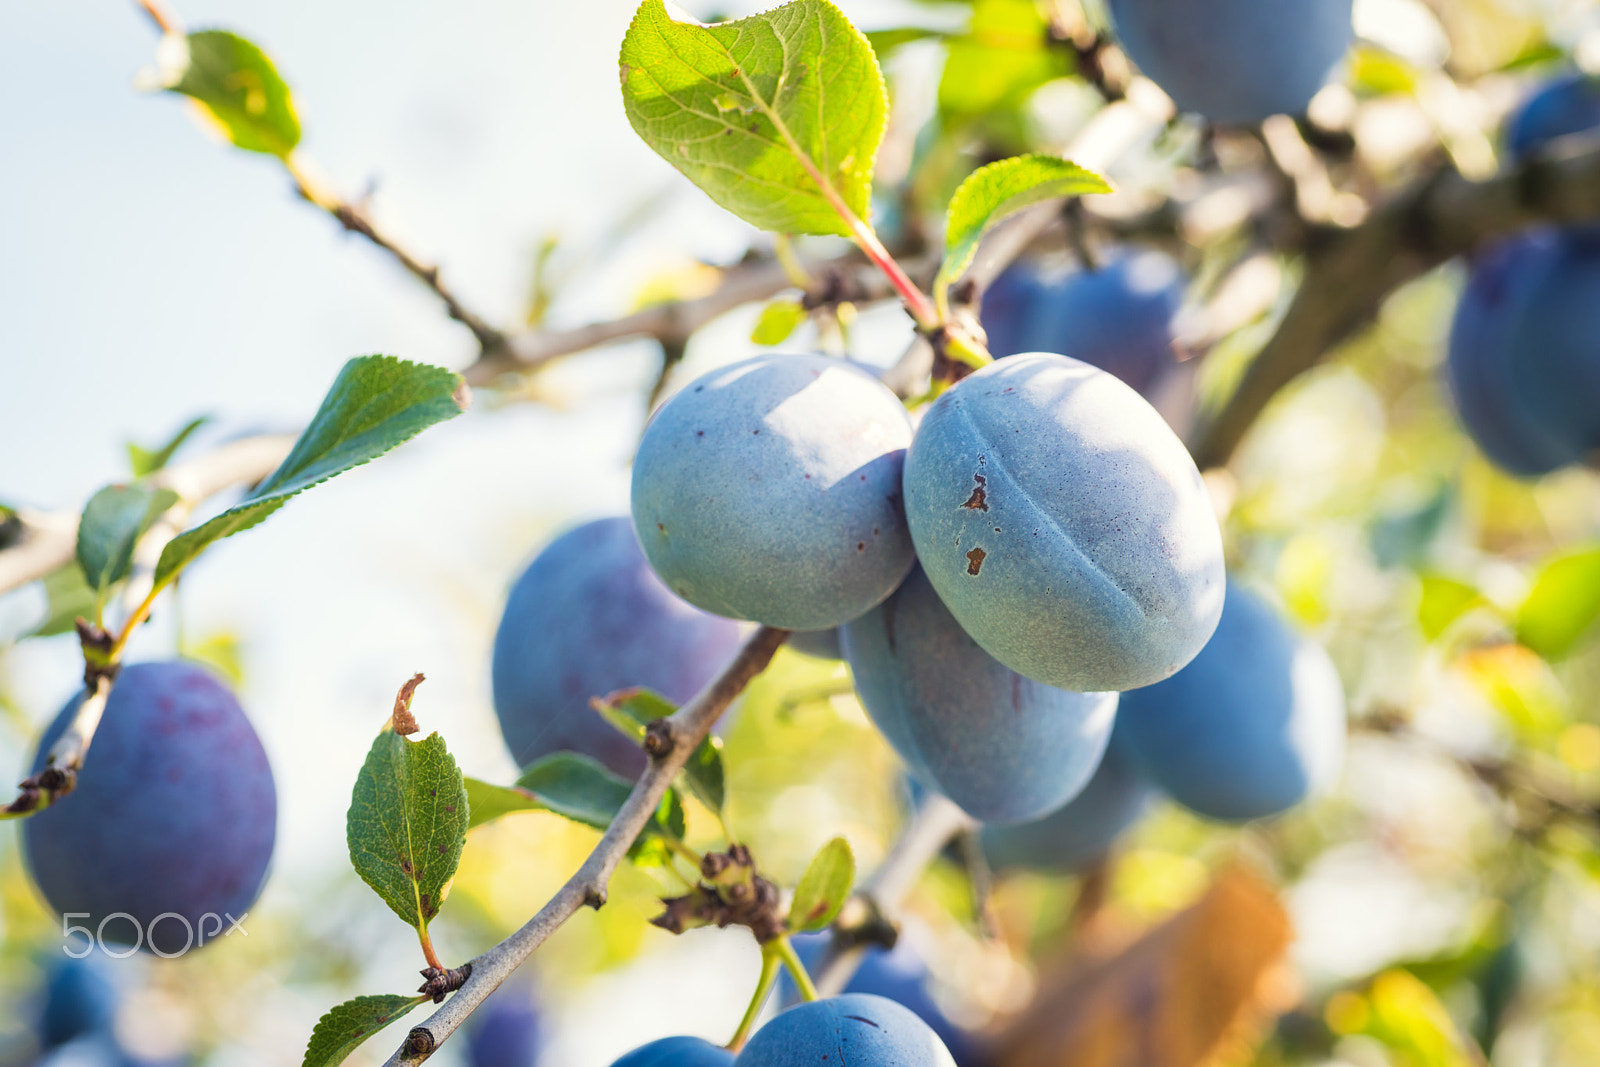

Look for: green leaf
[1516,545,1600,661]
[31,563,97,638]
[620,0,887,237]
[938,154,1110,296]
[158,30,302,157]
[463,777,542,830]
[788,835,854,932]
[76,485,180,599]
[347,729,469,931]
[514,753,636,832]
[937,0,1067,121]
[751,299,809,345]
[1418,574,1488,642]
[154,356,465,591]
[128,416,209,478]
[595,688,726,816]
[866,27,943,58]
[302,993,428,1067]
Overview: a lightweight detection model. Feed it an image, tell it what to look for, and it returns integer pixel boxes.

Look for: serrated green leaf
[159,30,301,157]
[620,0,887,237]
[31,563,97,638]
[128,416,209,478]
[154,356,465,591]
[788,835,854,932]
[1516,545,1600,661]
[1418,574,1488,642]
[347,730,469,931]
[76,485,180,599]
[302,993,428,1067]
[595,688,726,816]
[938,154,1110,297]
[751,299,808,345]
[463,777,543,830]
[515,753,636,832]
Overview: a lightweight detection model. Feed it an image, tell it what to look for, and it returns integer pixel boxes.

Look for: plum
[22,661,276,956]
[981,720,1153,873]
[632,354,916,630]
[738,993,957,1066]
[843,565,1117,824]
[786,933,987,1067]
[1106,0,1353,124]
[981,251,1185,395]
[788,628,842,661]
[493,517,746,777]
[611,1035,734,1066]
[1116,581,1345,821]
[35,956,118,1049]
[1508,72,1600,159]
[466,985,541,1067]
[902,353,1224,693]
[1445,229,1600,476]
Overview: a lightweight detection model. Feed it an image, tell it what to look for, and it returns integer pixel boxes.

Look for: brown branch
[1187,132,1600,469]
[285,162,509,355]
[0,434,297,598]
[385,625,791,1065]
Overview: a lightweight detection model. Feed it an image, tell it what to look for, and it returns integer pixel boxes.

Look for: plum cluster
[1445,74,1600,477]
[23,661,278,957]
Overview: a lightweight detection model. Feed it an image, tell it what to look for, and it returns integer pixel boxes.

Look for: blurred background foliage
[3,0,1600,1065]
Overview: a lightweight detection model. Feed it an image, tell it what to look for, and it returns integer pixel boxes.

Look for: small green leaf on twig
[302,993,429,1067]
[1517,544,1600,660]
[514,753,636,831]
[620,0,887,237]
[76,485,180,600]
[156,29,302,157]
[937,154,1112,305]
[593,688,726,816]
[128,416,209,478]
[347,687,469,932]
[751,299,808,345]
[153,356,465,592]
[31,564,97,639]
[788,835,855,932]
[463,777,543,830]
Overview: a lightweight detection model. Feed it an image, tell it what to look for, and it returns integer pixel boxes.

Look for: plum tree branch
[0,433,297,598]
[1186,132,1600,469]
[385,625,791,1065]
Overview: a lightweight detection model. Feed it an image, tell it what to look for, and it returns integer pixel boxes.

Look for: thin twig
[385,626,791,1065]
[1188,132,1600,468]
[0,434,297,598]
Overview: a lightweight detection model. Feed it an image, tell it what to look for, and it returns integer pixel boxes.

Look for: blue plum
[466,986,541,1067]
[981,721,1153,873]
[1116,581,1345,821]
[843,565,1118,824]
[36,956,118,1049]
[611,1035,734,1066]
[631,354,916,630]
[22,662,276,956]
[1106,0,1353,124]
[902,353,1225,693]
[1508,72,1600,159]
[1445,229,1600,476]
[786,934,986,1067]
[788,628,842,660]
[738,993,957,1067]
[493,517,746,777]
[980,251,1185,395]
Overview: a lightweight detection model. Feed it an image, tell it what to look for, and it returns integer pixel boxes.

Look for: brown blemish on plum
[966,547,987,575]
[961,474,988,511]
[857,542,865,552]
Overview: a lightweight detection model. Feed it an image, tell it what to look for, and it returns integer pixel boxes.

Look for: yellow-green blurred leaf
[1516,545,1600,661]
[751,299,808,346]
[1418,574,1487,642]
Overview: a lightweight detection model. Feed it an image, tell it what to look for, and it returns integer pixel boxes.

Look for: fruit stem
[727,941,784,1051]
[106,582,163,663]
[772,935,819,1002]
